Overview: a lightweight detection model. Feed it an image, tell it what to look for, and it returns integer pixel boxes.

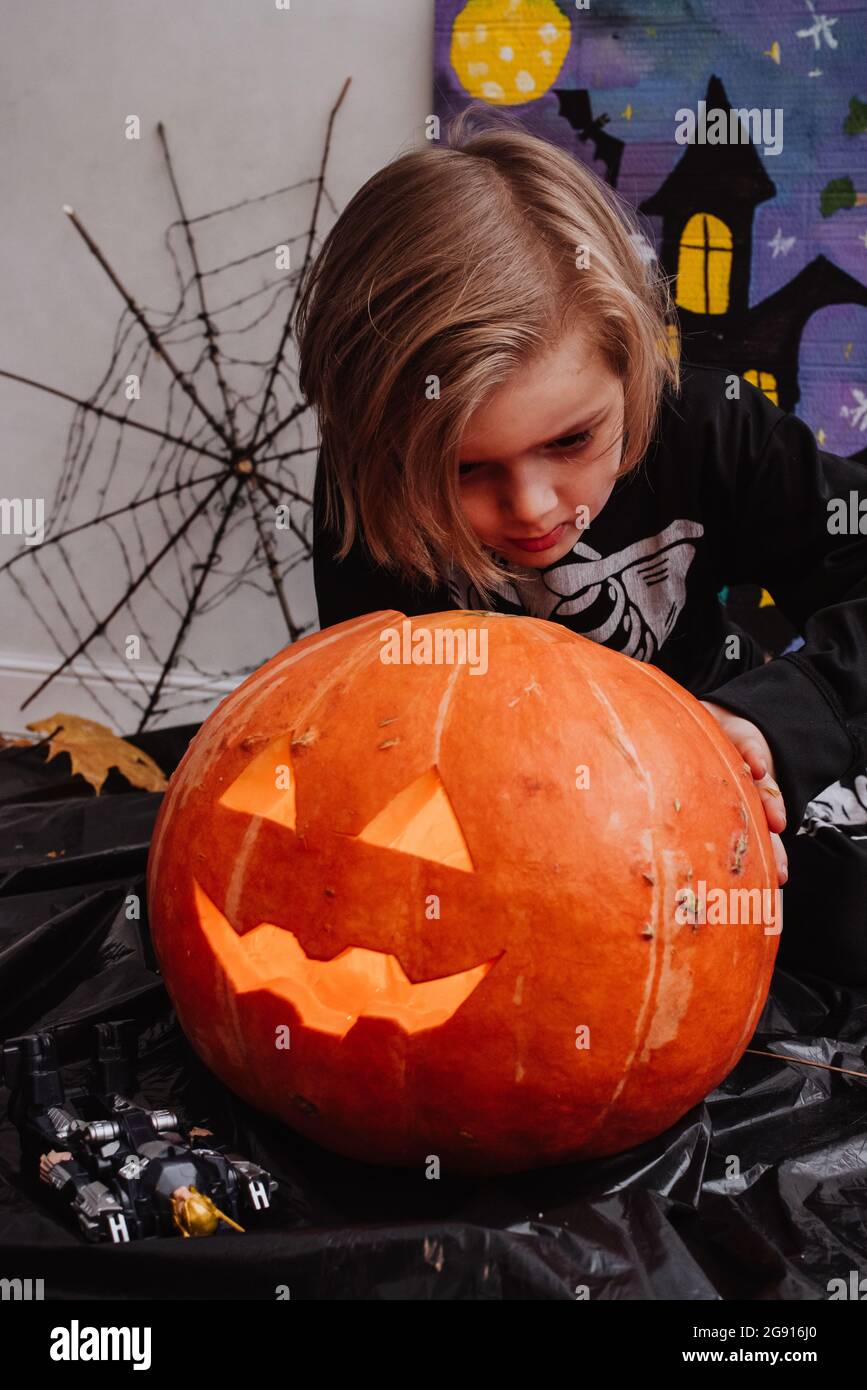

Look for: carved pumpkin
[147,609,779,1174]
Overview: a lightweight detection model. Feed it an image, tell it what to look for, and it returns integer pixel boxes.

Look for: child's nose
[502,473,559,526]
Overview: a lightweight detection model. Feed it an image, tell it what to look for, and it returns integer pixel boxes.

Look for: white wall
[0,0,434,734]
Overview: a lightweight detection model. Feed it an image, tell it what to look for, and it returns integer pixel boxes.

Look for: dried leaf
[26,712,167,794]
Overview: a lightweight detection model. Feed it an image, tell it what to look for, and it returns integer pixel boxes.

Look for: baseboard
[0,648,241,737]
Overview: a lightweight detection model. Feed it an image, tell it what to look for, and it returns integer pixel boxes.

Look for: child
[295,105,867,985]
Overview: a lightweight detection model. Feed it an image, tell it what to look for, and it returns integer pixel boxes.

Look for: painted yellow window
[675,213,732,314]
[743,369,779,406]
[655,322,681,361]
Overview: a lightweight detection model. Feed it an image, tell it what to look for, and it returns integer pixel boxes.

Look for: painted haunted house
[639,75,867,458]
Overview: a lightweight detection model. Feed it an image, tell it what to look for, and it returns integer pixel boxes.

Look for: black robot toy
[3,1020,277,1242]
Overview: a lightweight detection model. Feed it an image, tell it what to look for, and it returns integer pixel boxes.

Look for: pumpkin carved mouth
[192,881,498,1039]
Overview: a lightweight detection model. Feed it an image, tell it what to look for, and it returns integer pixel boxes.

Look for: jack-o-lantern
[147,610,779,1174]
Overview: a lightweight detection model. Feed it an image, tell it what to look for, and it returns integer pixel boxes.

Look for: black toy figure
[3,1020,277,1243]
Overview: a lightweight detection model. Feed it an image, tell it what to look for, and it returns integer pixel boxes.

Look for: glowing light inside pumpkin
[356,766,474,872]
[219,733,296,829]
[193,881,496,1038]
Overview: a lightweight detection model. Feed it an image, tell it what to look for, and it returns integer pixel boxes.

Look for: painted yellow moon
[450,0,572,105]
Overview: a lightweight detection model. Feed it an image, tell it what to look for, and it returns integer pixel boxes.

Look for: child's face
[456,326,625,567]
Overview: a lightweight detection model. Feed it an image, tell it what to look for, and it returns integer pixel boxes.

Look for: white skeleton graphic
[447,519,705,662]
[801,774,867,837]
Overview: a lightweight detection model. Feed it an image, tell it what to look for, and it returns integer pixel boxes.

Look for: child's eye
[459,430,594,478]
[549,429,594,452]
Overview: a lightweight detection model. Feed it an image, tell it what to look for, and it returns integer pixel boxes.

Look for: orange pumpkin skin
[147,610,780,1175]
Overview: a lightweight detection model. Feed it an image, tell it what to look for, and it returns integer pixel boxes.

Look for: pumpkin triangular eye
[356,767,474,873]
[219,734,296,830]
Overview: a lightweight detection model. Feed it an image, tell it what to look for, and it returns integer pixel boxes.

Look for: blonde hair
[294,102,680,606]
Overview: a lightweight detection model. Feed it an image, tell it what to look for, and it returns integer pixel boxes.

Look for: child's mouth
[505,523,566,553]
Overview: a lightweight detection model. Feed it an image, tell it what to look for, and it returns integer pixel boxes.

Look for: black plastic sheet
[1,724,866,1301]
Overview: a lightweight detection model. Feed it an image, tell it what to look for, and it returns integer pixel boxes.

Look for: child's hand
[699,700,788,886]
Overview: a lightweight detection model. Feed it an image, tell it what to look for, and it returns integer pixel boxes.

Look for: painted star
[768,227,796,257]
[841,388,867,431]
[796,0,840,52]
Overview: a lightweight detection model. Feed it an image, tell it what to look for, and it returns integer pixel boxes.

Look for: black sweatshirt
[312,362,867,826]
